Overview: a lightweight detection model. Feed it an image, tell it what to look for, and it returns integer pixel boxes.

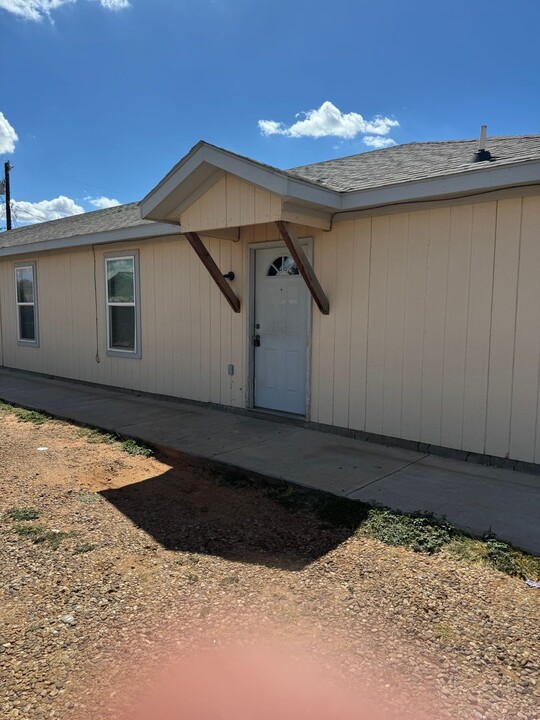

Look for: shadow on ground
[100,461,368,571]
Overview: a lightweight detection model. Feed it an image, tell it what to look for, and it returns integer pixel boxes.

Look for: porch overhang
[140,141,340,231]
[139,143,338,317]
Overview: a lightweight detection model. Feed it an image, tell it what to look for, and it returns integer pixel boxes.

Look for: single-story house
[1,134,540,471]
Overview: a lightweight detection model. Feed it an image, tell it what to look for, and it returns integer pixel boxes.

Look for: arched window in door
[267,255,299,276]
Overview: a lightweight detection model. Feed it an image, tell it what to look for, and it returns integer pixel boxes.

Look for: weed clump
[14,524,71,550]
[12,407,49,424]
[360,509,456,554]
[6,507,40,521]
[77,427,117,444]
[73,542,96,555]
[121,438,153,457]
[77,426,154,457]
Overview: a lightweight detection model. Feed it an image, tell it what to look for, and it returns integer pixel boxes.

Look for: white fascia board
[200,145,341,209]
[341,159,540,211]
[0,222,182,258]
[140,154,218,221]
[140,142,341,221]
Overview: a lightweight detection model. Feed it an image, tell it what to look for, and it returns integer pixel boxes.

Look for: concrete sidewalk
[0,368,538,554]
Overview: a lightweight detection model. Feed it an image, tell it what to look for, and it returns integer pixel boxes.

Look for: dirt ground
[0,412,539,720]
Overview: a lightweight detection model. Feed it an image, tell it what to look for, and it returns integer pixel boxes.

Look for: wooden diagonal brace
[185,232,241,313]
[275,220,330,315]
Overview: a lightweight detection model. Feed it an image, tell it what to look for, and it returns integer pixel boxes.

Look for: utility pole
[4,161,12,231]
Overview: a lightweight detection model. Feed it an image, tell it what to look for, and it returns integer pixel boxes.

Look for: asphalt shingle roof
[287,135,540,191]
[0,202,151,249]
[2,135,540,250]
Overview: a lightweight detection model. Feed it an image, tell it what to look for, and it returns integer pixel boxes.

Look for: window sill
[106,349,142,360]
[17,340,40,348]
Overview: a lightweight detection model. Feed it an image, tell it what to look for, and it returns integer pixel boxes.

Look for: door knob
[253,334,261,347]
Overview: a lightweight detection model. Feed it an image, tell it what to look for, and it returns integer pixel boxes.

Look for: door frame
[246,237,313,418]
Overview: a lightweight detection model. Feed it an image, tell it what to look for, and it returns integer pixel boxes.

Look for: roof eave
[0,221,182,258]
[4,148,539,259]
[340,159,540,212]
[142,143,540,225]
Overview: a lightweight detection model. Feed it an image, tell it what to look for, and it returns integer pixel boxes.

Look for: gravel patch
[0,412,538,719]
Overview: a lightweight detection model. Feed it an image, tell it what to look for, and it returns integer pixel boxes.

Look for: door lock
[253,334,261,347]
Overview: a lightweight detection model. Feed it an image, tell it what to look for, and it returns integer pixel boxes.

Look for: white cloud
[258,101,399,140]
[86,195,121,209]
[363,136,397,149]
[0,1,67,21]
[0,1,74,20]
[257,120,284,137]
[7,196,84,224]
[99,0,129,8]
[0,0,130,22]
[0,112,18,154]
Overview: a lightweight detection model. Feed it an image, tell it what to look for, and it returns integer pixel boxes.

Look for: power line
[12,204,46,222]
[51,173,123,196]
[11,202,50,224]
[2,164,91,230]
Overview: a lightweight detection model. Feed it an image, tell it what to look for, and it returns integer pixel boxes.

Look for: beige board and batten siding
[0,235,247,409]
[1,192,540,464]
[309,193,540,464]
[180,174,282,233]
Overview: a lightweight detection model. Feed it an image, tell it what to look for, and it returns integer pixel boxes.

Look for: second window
[105,252,140,357]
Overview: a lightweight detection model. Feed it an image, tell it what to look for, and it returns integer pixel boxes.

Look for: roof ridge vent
[472,124,492,162]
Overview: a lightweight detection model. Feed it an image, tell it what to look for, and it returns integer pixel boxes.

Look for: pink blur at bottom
[99,643,438,720]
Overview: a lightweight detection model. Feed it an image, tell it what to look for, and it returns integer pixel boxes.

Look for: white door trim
[246,238,313,418]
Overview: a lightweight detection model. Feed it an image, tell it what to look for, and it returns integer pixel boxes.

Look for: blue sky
[0,0,539,225]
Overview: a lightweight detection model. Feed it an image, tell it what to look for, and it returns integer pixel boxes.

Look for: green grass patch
[77,427,117,444]
[73,542,96,555]
[77,427,153,457]
[121,438,153,457]
[6,506,40,521]
[14,524,71,550]
[445,536,488,564]
[484,537,540,578]
[78,491,101,504]
[0,401,50,424]
[359,508,456,554]
[445,535,540,580]
[12,407,49,424]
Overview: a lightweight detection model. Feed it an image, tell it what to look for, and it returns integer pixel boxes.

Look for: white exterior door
[253,245,309,415]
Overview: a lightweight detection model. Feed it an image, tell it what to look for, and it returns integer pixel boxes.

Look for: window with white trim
[105,252,140,357]
[15,262,39,345]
